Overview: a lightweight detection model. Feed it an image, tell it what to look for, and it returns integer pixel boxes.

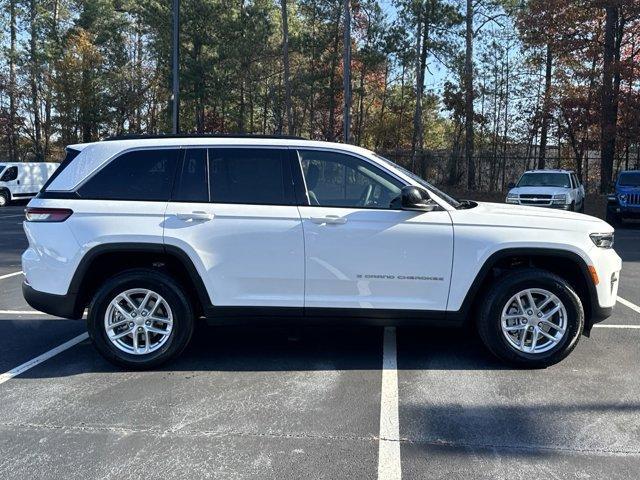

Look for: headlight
[590,233,614,249]
[506,193,518,199]
[619,194,627,202]
[552,194,568,204]
[506,193,518,203]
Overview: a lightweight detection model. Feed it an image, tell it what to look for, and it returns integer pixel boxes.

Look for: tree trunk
[464,0,475,189]
[600,5,618,193]
[280,0,294,135]
[538,43,553,169]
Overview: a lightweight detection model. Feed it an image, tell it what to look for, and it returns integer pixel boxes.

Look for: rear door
[164,147,305,309]
[294,149,454,312]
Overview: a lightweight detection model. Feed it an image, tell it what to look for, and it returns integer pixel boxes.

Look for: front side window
[517,173,571,188]
[208,148,290,205]
[0,166,5,176]
[298,150,402,209]
[1,166,17,182]
[78,149,179,201]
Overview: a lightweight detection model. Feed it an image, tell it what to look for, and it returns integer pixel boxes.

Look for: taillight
[25,207,73,222]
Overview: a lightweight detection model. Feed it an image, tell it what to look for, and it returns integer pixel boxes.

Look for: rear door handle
[176,211,214,222]
[310,215,347,225]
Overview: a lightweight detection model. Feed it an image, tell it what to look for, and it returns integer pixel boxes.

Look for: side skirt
[203,306,464,327]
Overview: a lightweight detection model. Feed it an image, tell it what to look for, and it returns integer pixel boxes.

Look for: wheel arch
[69,243,212,318]
[455,248,598,331]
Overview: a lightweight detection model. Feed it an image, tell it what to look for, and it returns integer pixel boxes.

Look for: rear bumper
[22,281,82,319]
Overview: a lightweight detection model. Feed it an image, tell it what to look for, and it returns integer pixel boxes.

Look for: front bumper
[22,281,82,319]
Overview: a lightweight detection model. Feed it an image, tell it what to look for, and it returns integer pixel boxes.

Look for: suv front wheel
[87,269,195,369]
[477,269,584,368]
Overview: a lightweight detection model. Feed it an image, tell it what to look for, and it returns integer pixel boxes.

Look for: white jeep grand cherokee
[22,136,621,369]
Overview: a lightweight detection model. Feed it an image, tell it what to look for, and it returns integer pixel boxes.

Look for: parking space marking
[618,297,640,315]
[594,324,640,329]
[0,332,88,385]
[377,327,401,480]
[0,214,25,219]
[0,310,47,315]
[0,271,22,281]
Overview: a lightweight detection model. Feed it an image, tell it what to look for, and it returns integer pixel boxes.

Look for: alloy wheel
[104,288,173,355]
[501,288,567,354]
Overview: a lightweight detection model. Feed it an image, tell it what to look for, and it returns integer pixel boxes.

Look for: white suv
[506,169,585,212]
[22,136,621,369]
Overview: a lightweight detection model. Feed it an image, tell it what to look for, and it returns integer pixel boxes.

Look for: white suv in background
[22,136,621,369]
[506,169,585,212]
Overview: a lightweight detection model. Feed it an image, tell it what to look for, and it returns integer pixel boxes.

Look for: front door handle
[310,215,347,225]
[176,211,214,222]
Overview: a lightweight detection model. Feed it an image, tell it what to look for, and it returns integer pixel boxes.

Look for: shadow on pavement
[10,324,514,378]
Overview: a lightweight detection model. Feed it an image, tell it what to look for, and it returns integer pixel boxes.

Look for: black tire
[0,190,9,207]
[569,201,576,212]
[477,268,584,368]
[87,269,195,369]
[578,200,585,213]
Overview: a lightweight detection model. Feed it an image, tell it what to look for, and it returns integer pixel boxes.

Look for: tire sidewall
[87,270,194,369]
[483,272,584,366]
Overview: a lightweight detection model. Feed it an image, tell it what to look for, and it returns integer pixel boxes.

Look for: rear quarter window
[78,149,179,201]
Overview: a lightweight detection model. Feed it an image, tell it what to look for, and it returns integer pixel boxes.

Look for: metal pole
[342,0,351,144]
[171,0,180,134]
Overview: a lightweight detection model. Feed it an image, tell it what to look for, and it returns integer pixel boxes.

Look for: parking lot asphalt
[0,204,639,479]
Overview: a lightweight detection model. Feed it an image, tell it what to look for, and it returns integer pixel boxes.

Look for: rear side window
[42,148,81,191]
[1,166,18,182]
[208,148,292,205]
[78,149,179,201]
[173,149,209,202]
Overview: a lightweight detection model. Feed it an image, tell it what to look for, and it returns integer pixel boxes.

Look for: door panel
[165,203,305,307]
[299,206,453,310]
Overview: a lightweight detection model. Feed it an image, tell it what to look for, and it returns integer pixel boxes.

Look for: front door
[295,149,454,312]
[164,147,305,309]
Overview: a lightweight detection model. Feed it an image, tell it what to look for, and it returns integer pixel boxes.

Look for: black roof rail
[102,133,306,141]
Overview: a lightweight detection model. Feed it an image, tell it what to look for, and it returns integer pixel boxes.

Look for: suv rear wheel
[477,269,584,368]
[87,269,195,369]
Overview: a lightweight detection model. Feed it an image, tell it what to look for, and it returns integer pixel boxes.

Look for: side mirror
[400,186,436,212]
[507,182,516,189]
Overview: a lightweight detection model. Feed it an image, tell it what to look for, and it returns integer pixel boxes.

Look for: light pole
[342,0,351,144]
[171,0,180,134]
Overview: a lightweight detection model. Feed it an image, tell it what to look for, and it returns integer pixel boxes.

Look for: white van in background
[0,162,59,207]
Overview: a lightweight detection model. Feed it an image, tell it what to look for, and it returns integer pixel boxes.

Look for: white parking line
[594,324,640,329]
[0,310,47,315]
[0,271,22,281]
[378,327,401,480]
[0,214,25,219]
[0,332,88,385]
[618,296,640,315]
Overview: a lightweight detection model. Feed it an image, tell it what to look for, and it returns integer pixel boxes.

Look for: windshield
[517,172,571,188]
[618,172,640,187]
[374,154,461,208]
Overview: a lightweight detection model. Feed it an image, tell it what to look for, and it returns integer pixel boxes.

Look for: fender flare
[68,242,213,311]
[453,247,597,324]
